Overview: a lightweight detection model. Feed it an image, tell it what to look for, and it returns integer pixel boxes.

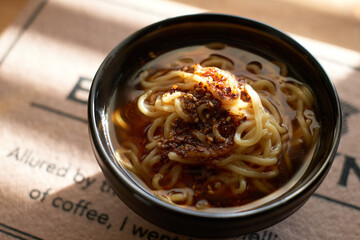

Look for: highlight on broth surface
[112,44,319,209]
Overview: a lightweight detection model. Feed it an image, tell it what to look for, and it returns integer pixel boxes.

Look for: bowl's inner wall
[94,17,339,209]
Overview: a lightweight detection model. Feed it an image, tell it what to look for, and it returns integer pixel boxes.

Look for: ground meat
[157,86,242,162]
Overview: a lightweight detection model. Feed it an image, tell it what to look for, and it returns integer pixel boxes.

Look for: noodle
[115,45,319,208]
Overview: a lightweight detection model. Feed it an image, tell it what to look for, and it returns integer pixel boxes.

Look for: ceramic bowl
[88,14,341,238]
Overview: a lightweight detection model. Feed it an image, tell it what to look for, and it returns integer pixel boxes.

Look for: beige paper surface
[0,0,359,239]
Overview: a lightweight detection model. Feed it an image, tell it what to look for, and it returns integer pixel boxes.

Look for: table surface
[1,0,360,51]
[0,0,29,33]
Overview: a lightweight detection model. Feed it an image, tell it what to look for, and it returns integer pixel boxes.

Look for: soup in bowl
[88,14,341,238]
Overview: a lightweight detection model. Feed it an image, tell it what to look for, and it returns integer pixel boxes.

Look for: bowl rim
[88,13,342,219]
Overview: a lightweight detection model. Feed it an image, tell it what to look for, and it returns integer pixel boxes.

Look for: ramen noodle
[112,44,319,209]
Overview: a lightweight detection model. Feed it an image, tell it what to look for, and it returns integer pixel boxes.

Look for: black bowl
[88,14,341,238]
